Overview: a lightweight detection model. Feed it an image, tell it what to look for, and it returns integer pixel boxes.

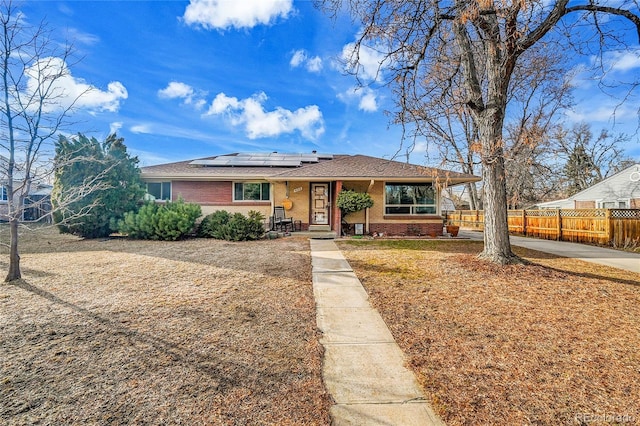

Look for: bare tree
[320,0,640,264]
[553,122,633,196]
[0,1,90,281]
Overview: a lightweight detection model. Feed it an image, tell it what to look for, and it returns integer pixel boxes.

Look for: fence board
[445,209,640,247]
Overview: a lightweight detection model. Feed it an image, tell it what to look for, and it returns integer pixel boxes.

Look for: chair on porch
[272,206,294,232]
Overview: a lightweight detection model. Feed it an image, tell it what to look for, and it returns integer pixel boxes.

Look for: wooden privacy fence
[445,209,640,247]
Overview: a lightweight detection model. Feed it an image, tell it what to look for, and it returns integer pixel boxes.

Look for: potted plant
[336,189,374,236]
[446,224,460,237]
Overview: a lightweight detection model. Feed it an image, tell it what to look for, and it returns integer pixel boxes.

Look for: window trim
[233,181,271,202]
[146,181,171,201]
[0,185,8,203]
[384,182,437,216]
[597,198,630,209]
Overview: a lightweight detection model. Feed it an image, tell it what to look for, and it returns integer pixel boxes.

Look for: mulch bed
[337,239,640,425]
[1,226,331,425]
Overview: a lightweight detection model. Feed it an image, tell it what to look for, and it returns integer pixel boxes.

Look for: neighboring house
[0,182,52,222]
[1,153,52,222]
[140,152,480,236]
[536,163,640,209]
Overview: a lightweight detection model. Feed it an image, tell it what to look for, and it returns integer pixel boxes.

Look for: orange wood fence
[445,209,640,247]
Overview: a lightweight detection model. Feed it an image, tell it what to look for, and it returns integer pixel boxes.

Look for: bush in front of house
[198,210,232,239]
[119,199,202,241]
[198,210,265,241]
[336,189,374,217]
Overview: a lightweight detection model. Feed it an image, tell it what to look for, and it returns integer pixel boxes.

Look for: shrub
[119,199,201,241]
[336,189,374,217]
[198,210,232,238]
[198,210,265,241]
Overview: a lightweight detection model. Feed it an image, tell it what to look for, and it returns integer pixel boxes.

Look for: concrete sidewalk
[310,239,443,426]
[459,230,640,273]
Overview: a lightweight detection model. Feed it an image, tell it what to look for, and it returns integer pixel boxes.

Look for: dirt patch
[338,239,640,425]
[1,226,331,425]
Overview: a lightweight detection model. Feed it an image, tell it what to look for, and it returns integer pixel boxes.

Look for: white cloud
[290,49,323,73]
[358,90,378,112]
[337,86,378,113]
[306,56,323,73]
[183,0,293,30]
[205,91,325,140]
[25,57,127,113]
[340,42,386,82]
[66,28,100,46]
[110,121,123,135]
[130,124,152,134]
[158,81,207,109]
[608,49,640,72]
[565,100,637,123]
[158,81,194,99]
[290,49,306,67]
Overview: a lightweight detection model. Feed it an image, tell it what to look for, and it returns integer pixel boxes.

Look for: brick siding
[172,181,232,204]
[369,222,443,236]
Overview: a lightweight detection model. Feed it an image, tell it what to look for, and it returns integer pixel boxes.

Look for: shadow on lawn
[9,279,290,392]
[2,225,312,281]
[340,240,640,287]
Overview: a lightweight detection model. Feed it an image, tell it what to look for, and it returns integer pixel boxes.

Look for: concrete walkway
[310,239,443,425]
[459,230,640,273]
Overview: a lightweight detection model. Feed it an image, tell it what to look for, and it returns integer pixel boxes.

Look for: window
[147,182,171,200]
[385,183,436,215]
[0,185,7,202]
[600,200,629,209]
[234,182,270,201]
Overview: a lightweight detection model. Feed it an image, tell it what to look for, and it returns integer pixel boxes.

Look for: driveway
[459,230,640,273]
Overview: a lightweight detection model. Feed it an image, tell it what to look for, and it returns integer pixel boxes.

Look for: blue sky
[20,1,640,167]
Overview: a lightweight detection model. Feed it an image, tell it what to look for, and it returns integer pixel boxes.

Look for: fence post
[522,209,526,235]
[556,209,562,241]
[605,209,613,245]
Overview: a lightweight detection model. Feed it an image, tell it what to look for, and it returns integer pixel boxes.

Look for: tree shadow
[8,279,301,393]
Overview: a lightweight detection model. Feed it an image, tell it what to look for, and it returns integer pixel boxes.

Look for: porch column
[333,180,342,233]
[366,179,375,233]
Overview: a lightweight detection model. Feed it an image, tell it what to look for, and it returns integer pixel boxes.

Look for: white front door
[311,183,330,225]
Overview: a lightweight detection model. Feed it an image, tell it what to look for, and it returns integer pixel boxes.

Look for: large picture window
[385,183,436,215]
[234,182,270,201]
[147,182,171,201]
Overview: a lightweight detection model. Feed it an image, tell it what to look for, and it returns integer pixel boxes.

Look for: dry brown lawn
[337,239,640,426]
[1,226,331,425]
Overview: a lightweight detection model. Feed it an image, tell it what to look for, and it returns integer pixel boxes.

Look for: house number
[293,187,303,193]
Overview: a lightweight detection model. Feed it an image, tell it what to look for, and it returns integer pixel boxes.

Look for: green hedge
[198,210,265,241]
[119,199,201,241]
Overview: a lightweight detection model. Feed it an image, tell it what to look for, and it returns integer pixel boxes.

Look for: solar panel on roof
[190,152,333,167]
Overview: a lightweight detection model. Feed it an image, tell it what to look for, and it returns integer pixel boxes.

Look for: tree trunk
[477,115,520,264]
[5,217,21,282]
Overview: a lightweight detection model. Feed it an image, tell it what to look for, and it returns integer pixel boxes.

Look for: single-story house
[140,152,480,236]
[536,163,640,209]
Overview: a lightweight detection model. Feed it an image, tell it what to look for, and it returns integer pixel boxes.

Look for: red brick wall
[369,222,443,236]
[574,200,596,209]
[172,181,232,204]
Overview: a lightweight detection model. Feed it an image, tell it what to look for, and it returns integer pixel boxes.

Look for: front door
[311,183,330,225]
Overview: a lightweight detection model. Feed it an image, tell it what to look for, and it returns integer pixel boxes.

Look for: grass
[0,225,331,425]
[337,239,640,425]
